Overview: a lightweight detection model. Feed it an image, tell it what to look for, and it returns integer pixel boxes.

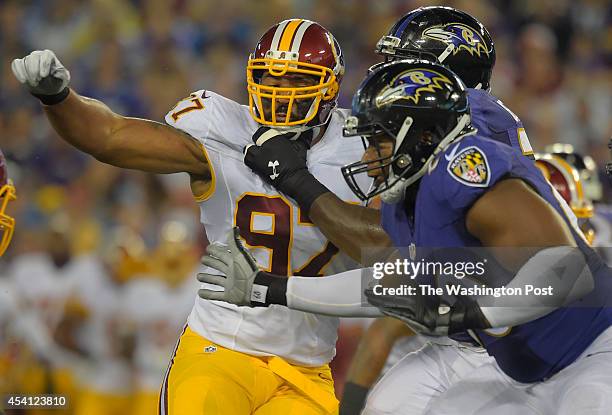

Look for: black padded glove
[244,127,330,213]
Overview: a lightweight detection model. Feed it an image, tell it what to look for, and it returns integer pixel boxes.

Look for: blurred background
[0,0,610,413]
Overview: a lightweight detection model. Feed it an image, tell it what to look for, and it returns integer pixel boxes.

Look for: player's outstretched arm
[340,318,413,415]
[11,50,210,176]
[244,130,391,264]
[199,228,383,317]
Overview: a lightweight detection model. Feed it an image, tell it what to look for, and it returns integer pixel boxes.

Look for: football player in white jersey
[12,18,370,415]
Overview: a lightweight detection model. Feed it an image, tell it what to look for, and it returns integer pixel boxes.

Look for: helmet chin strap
[437,44,455,64]
[271,101,337,147]
[380,113,473,204]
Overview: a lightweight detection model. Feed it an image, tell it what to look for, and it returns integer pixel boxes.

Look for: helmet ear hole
[323,80,339,101]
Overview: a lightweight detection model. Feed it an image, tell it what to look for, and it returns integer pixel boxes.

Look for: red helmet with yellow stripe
[0,150,16,256]
[247,19,345,128]
[535,153,594,244]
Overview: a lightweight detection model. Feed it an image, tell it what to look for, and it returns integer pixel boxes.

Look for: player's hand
[244,127,329,212]
[11,50,71,103]
[244,127,309,187]
[364,286,452,336]
[198,227,260,306]
[364,286,488,336]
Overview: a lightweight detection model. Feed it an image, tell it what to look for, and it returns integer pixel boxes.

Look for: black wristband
[281,170,330,213]
[32,87,70,106]
[340,382,370,415]
[252,272,288,307]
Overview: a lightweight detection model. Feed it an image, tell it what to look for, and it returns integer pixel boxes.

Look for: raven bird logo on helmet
[422,23,490,58]
[375,6,495,90]
[376,68,453,107]
[247,19,344,129]
[342,59,473,204]
[0,150,16,257]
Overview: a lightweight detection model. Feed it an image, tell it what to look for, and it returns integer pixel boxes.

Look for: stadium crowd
[0,0,610,413]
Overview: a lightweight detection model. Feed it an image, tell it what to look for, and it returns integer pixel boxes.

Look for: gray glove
[11,50,71,102]
[198,228,260,306]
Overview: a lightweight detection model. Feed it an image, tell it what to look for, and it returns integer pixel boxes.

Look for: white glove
[11,49,70,96]
[198,228,260,306]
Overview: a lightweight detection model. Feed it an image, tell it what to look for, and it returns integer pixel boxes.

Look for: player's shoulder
[331,106,351,120]
[314,107,364,164]
[425,134,514,207]
[467,88,523,132]
[165,90,256,151]
[433,133,514,178]
[322,106,350,133]
[165,90,243,122]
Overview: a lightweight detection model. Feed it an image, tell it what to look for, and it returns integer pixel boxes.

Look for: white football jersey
[165,90,369,366]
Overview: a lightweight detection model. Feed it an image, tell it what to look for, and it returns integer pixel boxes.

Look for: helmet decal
[377,7,496,90]
[376,69,453,107]
[423,23,490,58]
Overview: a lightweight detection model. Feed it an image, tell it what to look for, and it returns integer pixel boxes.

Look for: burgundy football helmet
[535,154,594,244]
[247,19,345,128]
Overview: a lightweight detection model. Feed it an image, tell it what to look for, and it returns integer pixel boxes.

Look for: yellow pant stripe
[267,356,338,413]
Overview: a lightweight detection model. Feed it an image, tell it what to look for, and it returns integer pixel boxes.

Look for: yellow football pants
[160,326,338,415]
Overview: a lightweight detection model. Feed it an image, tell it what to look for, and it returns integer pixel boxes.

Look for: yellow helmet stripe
[279,19,304,51]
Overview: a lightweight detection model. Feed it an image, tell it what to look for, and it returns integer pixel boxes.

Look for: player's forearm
[309,193,393,265]
[345,318,411,387]
[44,89,124,162]
[286,269,383,317]
[44,90,209,175]
[340,319,413,415]
[252,268,383,317]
